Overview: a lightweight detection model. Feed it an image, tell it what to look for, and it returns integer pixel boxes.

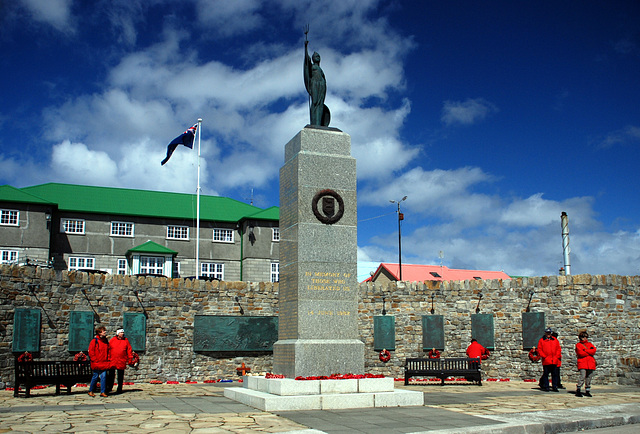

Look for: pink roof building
[364,263,511,283]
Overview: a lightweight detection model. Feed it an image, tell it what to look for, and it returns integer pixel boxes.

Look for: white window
[201,262,224,280]
[213,228,234,243]
[68,257,95,270]
[272,227,280,242]
[140,256,164,275]
[61,219,85,234]
[1,250,18,264]
[271,262,279,283]
[117,259,127,275]
[0,209,19,226]
[172,261,181,277]
[167,225,189,240]
[111,221,134,237]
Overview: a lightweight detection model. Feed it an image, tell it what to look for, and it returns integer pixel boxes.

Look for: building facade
[0,183,279,282]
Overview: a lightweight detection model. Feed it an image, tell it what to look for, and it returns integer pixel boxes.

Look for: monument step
[244,375,394,395]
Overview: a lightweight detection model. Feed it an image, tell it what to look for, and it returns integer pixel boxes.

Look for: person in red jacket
[466,339,490,368]
[88,326,110,397]
[537,327,561,392]
[106,329,133,394]
[575,331,597,397]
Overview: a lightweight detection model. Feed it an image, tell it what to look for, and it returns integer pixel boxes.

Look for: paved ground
[0,380,639,433]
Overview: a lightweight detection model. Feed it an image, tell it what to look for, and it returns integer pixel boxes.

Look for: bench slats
[404,357,482,386]
[14,360,93,397]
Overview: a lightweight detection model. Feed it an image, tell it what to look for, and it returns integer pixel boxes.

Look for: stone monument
[273,125,364,377]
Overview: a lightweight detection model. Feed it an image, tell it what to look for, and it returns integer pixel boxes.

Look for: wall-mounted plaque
[471,313,495,350]
[422,314,445,351]
[522,311,545,349]
[123,312,147,352]
[373,315,395,351]
[68,311,94,352]
[13,308,41,353]
[193,315,278,352]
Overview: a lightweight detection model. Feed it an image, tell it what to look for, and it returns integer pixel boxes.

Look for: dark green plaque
[422,315,445,351]
[68,311,94,352]
[193,315,278,352]
[13,308,41,353]
[123,312,146,352]
[522,312,545,349]
[471,313,494,350]
[373,315,395,351]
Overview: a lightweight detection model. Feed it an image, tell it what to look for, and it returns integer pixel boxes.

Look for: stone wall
[1,265,639,386]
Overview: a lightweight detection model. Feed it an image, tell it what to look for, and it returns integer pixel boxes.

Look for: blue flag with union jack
[161,123,198,165]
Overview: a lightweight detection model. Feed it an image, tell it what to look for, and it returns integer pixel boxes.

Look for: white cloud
[19,0,74,32]
[598,125,640,148]
[51,141,118,185]
[195,0,263,37]
[441,98,498,126]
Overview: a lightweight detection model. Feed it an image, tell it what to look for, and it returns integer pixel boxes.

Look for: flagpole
[196,118,202,280]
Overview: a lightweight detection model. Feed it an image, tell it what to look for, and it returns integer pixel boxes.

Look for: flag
[161,123,198,165]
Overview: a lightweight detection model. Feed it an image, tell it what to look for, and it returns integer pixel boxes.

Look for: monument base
[273,339,365,378]
[223,376,423,411]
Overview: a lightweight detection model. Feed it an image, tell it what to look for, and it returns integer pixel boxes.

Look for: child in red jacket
[575,331,597,397]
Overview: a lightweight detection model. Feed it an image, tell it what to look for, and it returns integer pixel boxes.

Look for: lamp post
[389,196,407,281]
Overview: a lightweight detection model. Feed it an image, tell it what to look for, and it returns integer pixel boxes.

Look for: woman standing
[575,331,597,397]
[107,329,133,394]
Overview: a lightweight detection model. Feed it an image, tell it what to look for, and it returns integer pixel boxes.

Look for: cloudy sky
[1,0,639,280]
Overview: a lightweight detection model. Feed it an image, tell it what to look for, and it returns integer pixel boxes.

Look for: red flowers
[265,373,285,379]
[73,352,87,362]
[17,352,33,362]
[293,373,384,381]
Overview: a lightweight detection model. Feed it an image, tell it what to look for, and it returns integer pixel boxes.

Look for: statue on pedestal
[303,26,330,127]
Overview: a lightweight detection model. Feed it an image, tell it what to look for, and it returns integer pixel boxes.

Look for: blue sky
[1,1,639,280]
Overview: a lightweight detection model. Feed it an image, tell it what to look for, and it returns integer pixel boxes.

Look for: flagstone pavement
[0,380,639,433]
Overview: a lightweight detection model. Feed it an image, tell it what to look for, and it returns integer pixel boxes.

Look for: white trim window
[140,256,164,275]
[111,221,134,237]
[272,227,280,242]
[1,250,18,264]
[212,228,234,243]
[68,257,95,270]
[271,262,279,283]
[117,258,127,275]
[167,225,189,240]
[0,209,19,226]
[201,262,224,280]
[61,218,85,234]
[172,261,181,277]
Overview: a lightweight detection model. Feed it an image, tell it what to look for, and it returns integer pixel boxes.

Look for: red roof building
[364,263,511,283]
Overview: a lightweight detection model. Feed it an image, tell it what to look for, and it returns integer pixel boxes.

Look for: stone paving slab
[0,381,639,433]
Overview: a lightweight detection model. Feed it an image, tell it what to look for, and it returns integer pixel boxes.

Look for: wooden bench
[404,357,482,386]
[14,360,93,397]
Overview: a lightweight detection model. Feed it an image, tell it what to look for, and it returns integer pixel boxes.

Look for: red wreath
[428,349,441,359]
[73,351,87,362]
[379,349,391,363]
[528,347,541,363]
[128,352,140,368]
[17,351,33,362]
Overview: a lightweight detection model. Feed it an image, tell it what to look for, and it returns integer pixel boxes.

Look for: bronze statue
[304,26,330,127]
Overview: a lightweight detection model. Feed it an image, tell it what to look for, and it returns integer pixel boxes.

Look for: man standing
[88,326,110,397]
[575,331,597,397]
[107,329,133,394]
[537,327,561,392]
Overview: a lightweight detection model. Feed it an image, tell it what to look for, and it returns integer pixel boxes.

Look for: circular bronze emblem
[312,189,344,224]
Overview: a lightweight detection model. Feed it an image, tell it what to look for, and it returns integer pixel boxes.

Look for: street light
[389,196,407,281]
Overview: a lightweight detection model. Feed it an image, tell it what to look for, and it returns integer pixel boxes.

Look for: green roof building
[1,183,280,281]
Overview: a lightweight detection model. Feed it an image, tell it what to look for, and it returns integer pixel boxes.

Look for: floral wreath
[379,349,391,363]
[428,348,441,359]
[129,351,140,368]
[73,351,87,362]
[528,347,541,363]
[17,351,33,362]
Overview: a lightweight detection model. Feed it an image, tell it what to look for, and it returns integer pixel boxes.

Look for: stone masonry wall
[1,265,639,386]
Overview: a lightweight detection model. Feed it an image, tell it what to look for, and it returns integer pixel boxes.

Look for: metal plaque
[471,313,495,350]
[522,312,545,349]
[373,315,395,351]
[311,189,345,224]
[422,315,445,351]
[193,315,278,352]
[12,308,41,353]
[68,311,94,352]
[123,312,147,352]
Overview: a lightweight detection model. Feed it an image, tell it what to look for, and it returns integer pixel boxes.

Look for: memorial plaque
[13,308,40,353]
[422,314,445,351]
[522,311,545,349]
[374,315,395,351]
[68,311,94,352]
[273,127,364,377]
[193,315,278,352]
[471,313,495,350]
[123,312,147,352]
